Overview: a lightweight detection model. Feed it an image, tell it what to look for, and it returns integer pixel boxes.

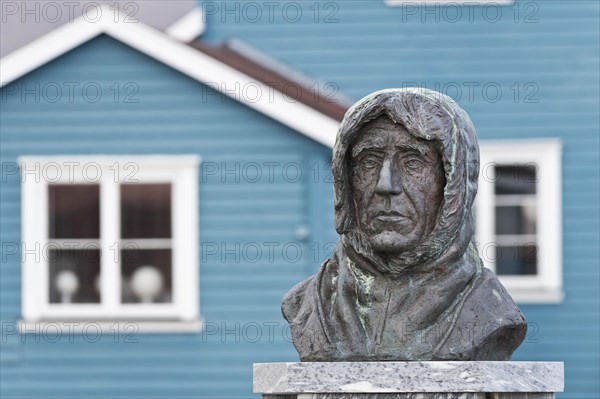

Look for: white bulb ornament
[130,265,164,303]
[55,270,79,303]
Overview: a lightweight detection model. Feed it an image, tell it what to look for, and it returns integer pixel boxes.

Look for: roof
[189,40,350,121]
[0,4,344,148]
[0,1,204,57]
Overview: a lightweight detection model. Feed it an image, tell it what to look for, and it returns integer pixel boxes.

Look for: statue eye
[405,158,424,170]
[361,156,380,169]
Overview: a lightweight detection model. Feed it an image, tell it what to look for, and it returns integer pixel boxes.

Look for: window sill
[18,319,203,334]
[509,288,564,304]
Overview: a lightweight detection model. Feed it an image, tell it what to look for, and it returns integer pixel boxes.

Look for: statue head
[333,88,480,275]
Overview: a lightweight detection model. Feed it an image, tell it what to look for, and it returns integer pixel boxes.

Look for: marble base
[254,362,563,399]
[266,395,557,399]
[262,395,556,399]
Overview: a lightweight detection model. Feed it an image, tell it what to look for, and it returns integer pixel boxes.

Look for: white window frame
[19,155,201,329]
[475,139,563,303]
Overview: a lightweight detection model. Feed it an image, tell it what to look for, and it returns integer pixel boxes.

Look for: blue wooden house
[1,1,598,398]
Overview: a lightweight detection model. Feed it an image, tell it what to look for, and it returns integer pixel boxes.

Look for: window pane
[495,165,537,195]
[121,184,171,239]
[49,248,100,303]
[495,205,537,235]
[496,245,537,275]
[121,249,172,303]
[49,185,100,239]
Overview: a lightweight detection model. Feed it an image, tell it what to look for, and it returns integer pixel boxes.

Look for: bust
[282,88,527,362]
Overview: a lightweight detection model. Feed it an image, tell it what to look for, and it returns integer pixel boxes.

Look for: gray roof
[0,0,197,57]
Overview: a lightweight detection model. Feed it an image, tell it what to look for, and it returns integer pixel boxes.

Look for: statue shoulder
[449,268,527,360]
[281,275,315,323]
[280,258,341,361]
[281,258,335,324]
[477,268,527,325]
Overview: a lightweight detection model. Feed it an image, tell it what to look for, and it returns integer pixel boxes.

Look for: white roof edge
[165,6,205,42]
[0,12,108,86]
[0,4,337,149]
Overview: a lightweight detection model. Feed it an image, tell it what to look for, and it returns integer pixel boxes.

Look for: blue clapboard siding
[202,1,599,397]
[0,34,336,398]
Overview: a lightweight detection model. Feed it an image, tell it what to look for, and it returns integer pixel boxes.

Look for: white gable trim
[165,7,205,41]
[0,14,107,86]
[0,5,338,148]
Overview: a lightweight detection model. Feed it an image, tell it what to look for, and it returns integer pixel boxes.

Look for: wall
[203,0,600,397]
[0,34,335,398]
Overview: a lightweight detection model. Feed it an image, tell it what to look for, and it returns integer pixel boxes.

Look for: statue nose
[375,158,402,195]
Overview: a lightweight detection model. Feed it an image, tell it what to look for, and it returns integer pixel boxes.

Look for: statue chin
[368,232,415,254]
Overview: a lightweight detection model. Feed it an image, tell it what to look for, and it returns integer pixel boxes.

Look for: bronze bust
[282,88,527,362]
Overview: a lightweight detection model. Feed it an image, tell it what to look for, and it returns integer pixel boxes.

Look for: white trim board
[165,7,205,41]
[0,4,338,148]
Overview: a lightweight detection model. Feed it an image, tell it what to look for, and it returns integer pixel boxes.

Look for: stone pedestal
[253,361,563,399]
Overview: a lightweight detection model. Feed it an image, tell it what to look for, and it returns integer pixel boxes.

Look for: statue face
[351,116,445,254]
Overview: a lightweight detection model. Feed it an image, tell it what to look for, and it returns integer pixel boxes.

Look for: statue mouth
[374,211,410,223]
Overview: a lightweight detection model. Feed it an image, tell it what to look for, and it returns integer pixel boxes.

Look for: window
[19,156,201,329]
[475,140,563,303]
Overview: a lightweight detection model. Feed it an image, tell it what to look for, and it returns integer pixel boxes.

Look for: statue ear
[334,203,349,234]
[333,176,352,234]
[332,130,355,235]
